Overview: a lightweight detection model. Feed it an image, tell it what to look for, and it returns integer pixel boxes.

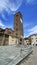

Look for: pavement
[18,46,37,65]
[0,44,32,65]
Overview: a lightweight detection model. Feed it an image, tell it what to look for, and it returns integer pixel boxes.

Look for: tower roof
[14,11,22,18]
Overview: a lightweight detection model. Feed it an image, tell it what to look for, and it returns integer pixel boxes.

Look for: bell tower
[14,12,24,44]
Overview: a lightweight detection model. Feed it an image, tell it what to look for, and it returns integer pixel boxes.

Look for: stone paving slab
[0,45,32,65]
[18,47,37,65]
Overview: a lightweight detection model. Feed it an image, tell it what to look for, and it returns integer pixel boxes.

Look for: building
[0,28,18,45]
[14,12,24,44]
[30,34,37,46]
[24,34,37,46]
[0,28,9,45]
[0,12,24,45]
[24,37,31,45]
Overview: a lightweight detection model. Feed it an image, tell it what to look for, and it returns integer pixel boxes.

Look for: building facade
[24,37,31,45]
[30,34,37,46]
[0,28,9,45]
[24,34,37,46]
[0,28,18,45]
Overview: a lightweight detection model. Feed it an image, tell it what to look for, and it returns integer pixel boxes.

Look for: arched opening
[19,38,22,44]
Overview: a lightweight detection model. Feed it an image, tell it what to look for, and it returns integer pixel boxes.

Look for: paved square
[0,45,32,65]
[18,47,37,65]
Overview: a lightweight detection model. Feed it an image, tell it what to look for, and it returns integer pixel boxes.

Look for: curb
[16,50,32,65]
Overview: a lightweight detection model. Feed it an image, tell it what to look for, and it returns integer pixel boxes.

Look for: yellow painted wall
[9,36,18,45]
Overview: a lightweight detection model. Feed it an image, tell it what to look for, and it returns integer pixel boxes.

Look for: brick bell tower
[14,12,24,44]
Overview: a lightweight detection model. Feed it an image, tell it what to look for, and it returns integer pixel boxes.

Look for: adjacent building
[30,34,37,46]
[24,34,37,46]
[24,37,31,45]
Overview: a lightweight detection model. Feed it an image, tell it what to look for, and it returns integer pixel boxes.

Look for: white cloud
[23,23,30,28]
[1,13,7,20]
[0,0,9,12]
[24,25,37,37]
[0,0,23,20]
[0,19,14,29]
[0,20,6,29]
[0,0,23,14]
[28,25,37,35]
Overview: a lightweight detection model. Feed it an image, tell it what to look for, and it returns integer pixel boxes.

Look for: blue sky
[0,0,37,37]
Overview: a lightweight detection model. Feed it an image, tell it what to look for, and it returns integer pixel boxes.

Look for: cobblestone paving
[18,47,37,65]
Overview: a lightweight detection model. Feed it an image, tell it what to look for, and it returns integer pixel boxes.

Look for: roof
[24,37,29,40]
[29,34,37,37]
[0,28,15,36]
[14,11,22,18]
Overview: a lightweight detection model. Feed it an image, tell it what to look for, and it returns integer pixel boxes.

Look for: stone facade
[14,12,24,44]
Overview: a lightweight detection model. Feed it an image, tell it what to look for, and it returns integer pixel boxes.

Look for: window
[16,15,18,21]
[16,33,18,36]
[36,40,37,42]
[16,28,18,31]
[16,15,18,17]
[16,23,18,26]
[36,38,37,39]
[20,38,22,41]
[9,32,11,34]
[16,18,17,21]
